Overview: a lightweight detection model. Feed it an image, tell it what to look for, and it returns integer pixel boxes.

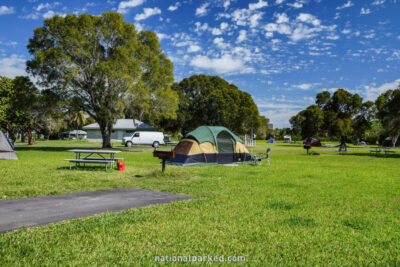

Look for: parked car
[122,131,165,148]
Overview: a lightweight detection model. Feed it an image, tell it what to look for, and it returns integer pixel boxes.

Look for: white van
[122,131,164,148]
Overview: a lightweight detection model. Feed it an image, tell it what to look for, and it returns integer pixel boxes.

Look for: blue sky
[0,0,399,127]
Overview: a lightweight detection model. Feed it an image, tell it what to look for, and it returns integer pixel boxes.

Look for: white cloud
[211,28,222,35]
[257,102,304,109]
[213,37,227,48]
[250,12,263,27]
[364,78,400,100]
[195,22,209,32]
[265,31,274,38]
[231,8,250,26]
[223,0,230,9]
[168,2,180,11]
[265,23,278,32]
[220,22,229,31]
[19,13,39,19]
[0,54,27,78]
[190,54,244,74]
[43,10,66,18]
[275,13,289,23]
[187,45,202,53]
[35,2,61,11]
[364,32,375,39]
[258,106,300,128]
[237,30,247,43]
[336,1,353,10]
[287,2,303,8]
[290,24,317,41]
[277,24,291,35]
[360,8,371,15]
[295,83,312,90]
[135,7,161,21]
[342,29,351,34]
[265,22,292,36]
[327,35,340,40]
[0,6,15,15]
[296,13,321,26]
[372,0,385,5]
[276,0,285,4]
[117,0,145,14]
[196,3,209,16]
[249,0,268,10]
[156,33,168,40]
[386,50,400,61]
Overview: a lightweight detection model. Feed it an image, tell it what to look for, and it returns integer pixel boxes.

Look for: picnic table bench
[65,149,122,171]
[64,159,116,170]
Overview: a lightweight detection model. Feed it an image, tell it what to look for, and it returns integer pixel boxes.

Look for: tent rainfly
[167,126,253,166]
[0,130,18,160]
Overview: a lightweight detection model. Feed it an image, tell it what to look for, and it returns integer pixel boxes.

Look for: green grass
[0,141,399,265]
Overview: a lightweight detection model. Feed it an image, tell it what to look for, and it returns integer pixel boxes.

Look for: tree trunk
[392,135,398,148]
[76,122,79,141]
[7,131,17,145]
[99,121,112,148]
[21,132,25,143]
[27,126,35,145]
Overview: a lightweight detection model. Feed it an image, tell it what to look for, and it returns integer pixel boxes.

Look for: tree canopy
[162,75,260,135]
[0,76,13,123]
[291,89,374,141]
[27,12,177,148]
[375,88,400,147]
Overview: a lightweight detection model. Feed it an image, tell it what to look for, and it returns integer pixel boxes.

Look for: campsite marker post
[153,150,175,172]
[304,144,311,155]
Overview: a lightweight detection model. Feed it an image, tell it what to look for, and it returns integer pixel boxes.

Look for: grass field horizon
[1,141,399,265]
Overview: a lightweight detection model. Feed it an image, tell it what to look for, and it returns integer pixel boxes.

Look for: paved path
[0,188,192,233]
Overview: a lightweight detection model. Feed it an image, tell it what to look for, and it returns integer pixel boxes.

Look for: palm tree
[70,111,86,140]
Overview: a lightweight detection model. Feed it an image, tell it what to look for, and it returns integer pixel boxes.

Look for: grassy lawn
[0,141,399,265]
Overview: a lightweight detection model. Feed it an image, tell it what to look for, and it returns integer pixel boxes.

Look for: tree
[289,113,303,136]
[0,76,13,124]
[11,77,40,145]
[315,91,330,109]
[352,101,375,139]
[27,12,176,148]
[324,89,363,138]
[71,111,86,140]
[376,89,400,147]
[299,105,324,139]
[166,75,260,135]
[257,115,273,139]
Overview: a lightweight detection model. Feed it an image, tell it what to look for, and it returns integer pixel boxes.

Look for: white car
[122,131,165,148]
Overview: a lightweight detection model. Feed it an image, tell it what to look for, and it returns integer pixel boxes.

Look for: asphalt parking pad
[0,188,193,233]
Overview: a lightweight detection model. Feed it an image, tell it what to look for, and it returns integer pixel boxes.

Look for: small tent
[167,126,253,166]
[267,138,275,143]
[0,130,18,160]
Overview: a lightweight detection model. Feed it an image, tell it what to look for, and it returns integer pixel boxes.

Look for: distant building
[284,135,292,143]
[83,119,156,142]
[64,130,87,140]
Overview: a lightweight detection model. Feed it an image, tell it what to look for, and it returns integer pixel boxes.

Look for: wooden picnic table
[65,149,122,170]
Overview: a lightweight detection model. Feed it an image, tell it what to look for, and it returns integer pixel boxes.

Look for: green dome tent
[168,126,253,166]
